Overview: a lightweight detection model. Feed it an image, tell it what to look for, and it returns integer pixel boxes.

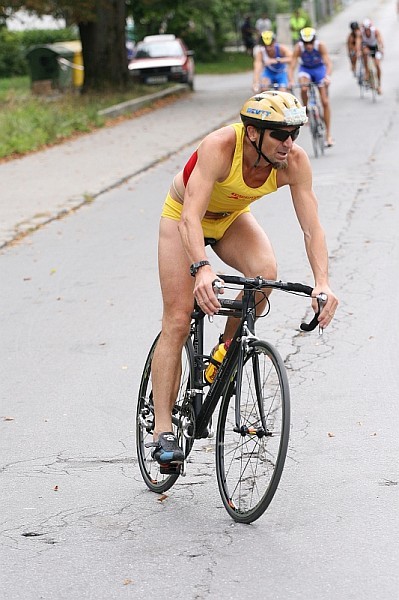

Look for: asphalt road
[1,0,399,598]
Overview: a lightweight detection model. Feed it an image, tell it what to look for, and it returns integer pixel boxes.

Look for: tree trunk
[79,0,129,91]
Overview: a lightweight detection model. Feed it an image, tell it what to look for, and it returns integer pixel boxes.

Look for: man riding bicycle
[347,21,361,76]
[150,91,338,466]
[252,31,292,93]
[358,18,384,94]
[288,27,334,147]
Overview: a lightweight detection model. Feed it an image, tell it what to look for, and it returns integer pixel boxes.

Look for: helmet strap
[248,129,277,168]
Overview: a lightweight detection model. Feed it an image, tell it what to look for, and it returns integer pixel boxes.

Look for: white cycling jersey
[361,26,377,47]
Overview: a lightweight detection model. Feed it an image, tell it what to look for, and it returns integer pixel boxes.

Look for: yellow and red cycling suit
[161,122,277,240]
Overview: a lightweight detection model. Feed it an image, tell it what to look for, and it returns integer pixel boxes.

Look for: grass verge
[0,53,252,160]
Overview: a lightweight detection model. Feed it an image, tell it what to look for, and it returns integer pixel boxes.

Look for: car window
[134,40,184,58]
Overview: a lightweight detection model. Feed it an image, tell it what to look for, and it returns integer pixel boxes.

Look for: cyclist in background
[149,91,338,465]
[359,18,384,94]
[347,21,361,76]
[253,31,292,93]
[288,27,334,147]
[289,7,311,45]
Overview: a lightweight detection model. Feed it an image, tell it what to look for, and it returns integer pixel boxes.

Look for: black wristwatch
[190,260,210,277]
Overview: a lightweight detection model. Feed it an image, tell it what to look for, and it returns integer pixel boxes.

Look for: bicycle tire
[216,340,290,524]
[317,121,326,156]
[369,68,377,102]
[308,108,319,158]
[136,334,195,493]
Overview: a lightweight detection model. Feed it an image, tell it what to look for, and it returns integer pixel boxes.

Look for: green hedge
[0,27,78,78]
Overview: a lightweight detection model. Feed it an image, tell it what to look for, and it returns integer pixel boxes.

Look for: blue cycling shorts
[297,64,327,85]
[262,67,288,87]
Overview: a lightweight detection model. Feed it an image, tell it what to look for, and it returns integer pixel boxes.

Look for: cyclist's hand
[193,267,223,316]
[253,83,261,93]
[312,285,338,329]
[323,75,331,86]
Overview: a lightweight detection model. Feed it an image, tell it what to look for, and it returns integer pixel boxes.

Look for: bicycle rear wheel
[136,334,194,493]
[369,67,377,102]
[216,340,290,524]
[317,120,326,156]
[308,109,319,158]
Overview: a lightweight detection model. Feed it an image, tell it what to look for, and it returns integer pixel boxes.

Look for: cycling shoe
[150,432,184,466]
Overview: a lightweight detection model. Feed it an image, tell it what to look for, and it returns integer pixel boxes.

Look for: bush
[0,29,27,77]
[0,27,78,78]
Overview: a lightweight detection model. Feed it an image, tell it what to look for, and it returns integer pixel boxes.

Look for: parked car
[128,34,195,89]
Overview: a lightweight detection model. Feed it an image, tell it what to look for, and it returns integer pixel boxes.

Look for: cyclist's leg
[318,82,332,146]
[273,70,289,92]
[374,55,382,93]
[261,67,272,91]
[152,216,194,438]
[362,46,370,80]
[297,69,311,105]
[212,212,277,340]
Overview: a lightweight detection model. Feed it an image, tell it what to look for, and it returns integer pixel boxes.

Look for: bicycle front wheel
[216,340,290,524]
[308,109,319,158]
[136,334,194,494]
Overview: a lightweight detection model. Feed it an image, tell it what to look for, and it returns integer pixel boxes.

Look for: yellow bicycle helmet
[261,30,276,46]
[240,90,307,129]
[299,27,316,43]
[240,91,307,166]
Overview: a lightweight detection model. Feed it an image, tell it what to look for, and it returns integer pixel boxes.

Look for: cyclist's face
[263,128,298,168]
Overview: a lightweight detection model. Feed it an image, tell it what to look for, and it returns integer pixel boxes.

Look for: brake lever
[300,293,328,333]
[208,279,224,323]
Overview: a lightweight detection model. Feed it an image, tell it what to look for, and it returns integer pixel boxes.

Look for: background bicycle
[137,274,325,523]
[304,82,326,158]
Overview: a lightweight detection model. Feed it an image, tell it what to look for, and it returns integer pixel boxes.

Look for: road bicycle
[136,274,326,523]
[356,57,367,98]
[357,54,378,102]
[304,82,326,158]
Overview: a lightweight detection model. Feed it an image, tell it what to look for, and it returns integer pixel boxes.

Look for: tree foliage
[129,0,253,60]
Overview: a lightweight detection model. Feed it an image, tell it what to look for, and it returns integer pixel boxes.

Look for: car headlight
[171,66,183,73]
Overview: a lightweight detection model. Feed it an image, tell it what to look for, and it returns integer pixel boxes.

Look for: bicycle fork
[233,325,269,440]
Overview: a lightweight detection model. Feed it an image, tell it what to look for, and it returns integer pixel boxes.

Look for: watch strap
[190,260,210,277]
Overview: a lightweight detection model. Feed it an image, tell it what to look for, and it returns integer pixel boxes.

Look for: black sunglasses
[269,128,300,142]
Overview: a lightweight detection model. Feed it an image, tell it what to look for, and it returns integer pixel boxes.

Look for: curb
[97,83,190,118]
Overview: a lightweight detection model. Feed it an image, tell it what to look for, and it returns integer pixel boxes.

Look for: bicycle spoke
[216,341,290,523]
[136,336,194,493]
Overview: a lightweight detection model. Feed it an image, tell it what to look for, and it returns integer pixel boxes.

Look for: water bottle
[204,340,231,384]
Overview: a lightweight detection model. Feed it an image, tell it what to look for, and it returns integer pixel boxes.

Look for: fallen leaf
[3,416,15,421]
[123,579,133,586]
[53,485,59,491]
[50,268,56,275]
[328,432,335,438]
[157,494,168,503]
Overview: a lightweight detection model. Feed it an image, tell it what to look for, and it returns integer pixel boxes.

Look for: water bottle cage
[208,355,222,368]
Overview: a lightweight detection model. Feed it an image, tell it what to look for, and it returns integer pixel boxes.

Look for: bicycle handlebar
[210,274,326,332]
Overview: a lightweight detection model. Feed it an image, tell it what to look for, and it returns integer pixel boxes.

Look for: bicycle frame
[186,274,321,439]
[189,290,254,439]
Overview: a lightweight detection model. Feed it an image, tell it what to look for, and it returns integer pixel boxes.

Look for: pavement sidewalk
[0,0,377,249]
[0,72,253,249]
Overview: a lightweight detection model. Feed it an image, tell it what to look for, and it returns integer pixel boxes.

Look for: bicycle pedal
[159,462,181,475]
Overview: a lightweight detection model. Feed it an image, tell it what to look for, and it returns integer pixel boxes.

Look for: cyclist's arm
[178,129,234,312]
[280,148,338,326]
[319,42,332,77]
[376,29,384,53]
[288,46,300,84]
[278,44,293,64]
[253,48,264,91]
